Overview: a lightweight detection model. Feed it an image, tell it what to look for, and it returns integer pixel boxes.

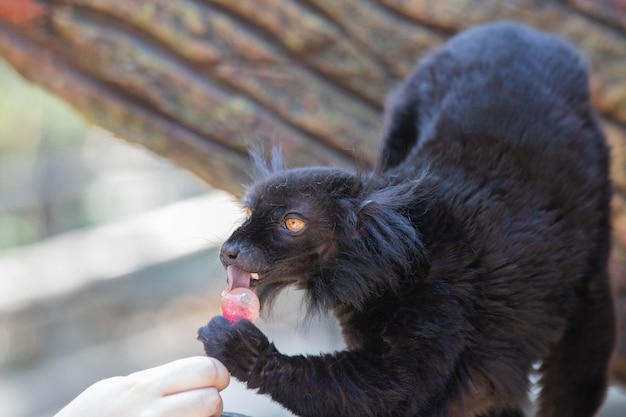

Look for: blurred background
[0,41,625,417]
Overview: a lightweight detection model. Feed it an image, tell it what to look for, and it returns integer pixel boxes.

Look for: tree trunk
[1,0,626,384]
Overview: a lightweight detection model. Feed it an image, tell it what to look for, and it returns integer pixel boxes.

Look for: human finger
[129,357,230,395]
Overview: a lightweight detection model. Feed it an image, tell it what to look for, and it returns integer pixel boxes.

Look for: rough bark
[1,0,626,384]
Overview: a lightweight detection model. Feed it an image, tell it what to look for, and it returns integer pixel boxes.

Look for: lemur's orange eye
[284,217,306,233]
[245,208,253,218]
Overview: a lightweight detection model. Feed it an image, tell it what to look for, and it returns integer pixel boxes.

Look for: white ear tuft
[249,146,285,178]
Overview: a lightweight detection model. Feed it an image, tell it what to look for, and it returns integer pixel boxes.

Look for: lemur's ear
[354,178,430,279]
[356,181,421,248]
[357,171,431,222]
[249,147,285,179]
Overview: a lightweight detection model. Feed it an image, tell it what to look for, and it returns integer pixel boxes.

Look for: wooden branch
[1,0,626,384]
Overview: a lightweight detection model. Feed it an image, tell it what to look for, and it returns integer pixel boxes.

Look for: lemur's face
[219,167,357,298]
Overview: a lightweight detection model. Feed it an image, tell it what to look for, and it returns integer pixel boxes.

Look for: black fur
[198,22,615,417]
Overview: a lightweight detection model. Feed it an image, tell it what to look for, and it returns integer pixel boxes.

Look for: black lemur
[198,22,615,417]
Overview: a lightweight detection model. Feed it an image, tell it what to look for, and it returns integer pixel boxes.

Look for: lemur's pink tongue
[222,265,259,324]
[226,265,251,291]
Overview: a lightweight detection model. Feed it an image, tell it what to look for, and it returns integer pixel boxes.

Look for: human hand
[54,356,230,417]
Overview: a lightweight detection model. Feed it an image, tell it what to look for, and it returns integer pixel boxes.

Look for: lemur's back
[381,21,615,417]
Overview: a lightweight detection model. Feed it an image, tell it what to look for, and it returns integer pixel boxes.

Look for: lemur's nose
[220,242,240,265]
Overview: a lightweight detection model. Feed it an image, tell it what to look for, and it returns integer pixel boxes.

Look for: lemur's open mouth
[226,265,261,292]
[222,265,261,323]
